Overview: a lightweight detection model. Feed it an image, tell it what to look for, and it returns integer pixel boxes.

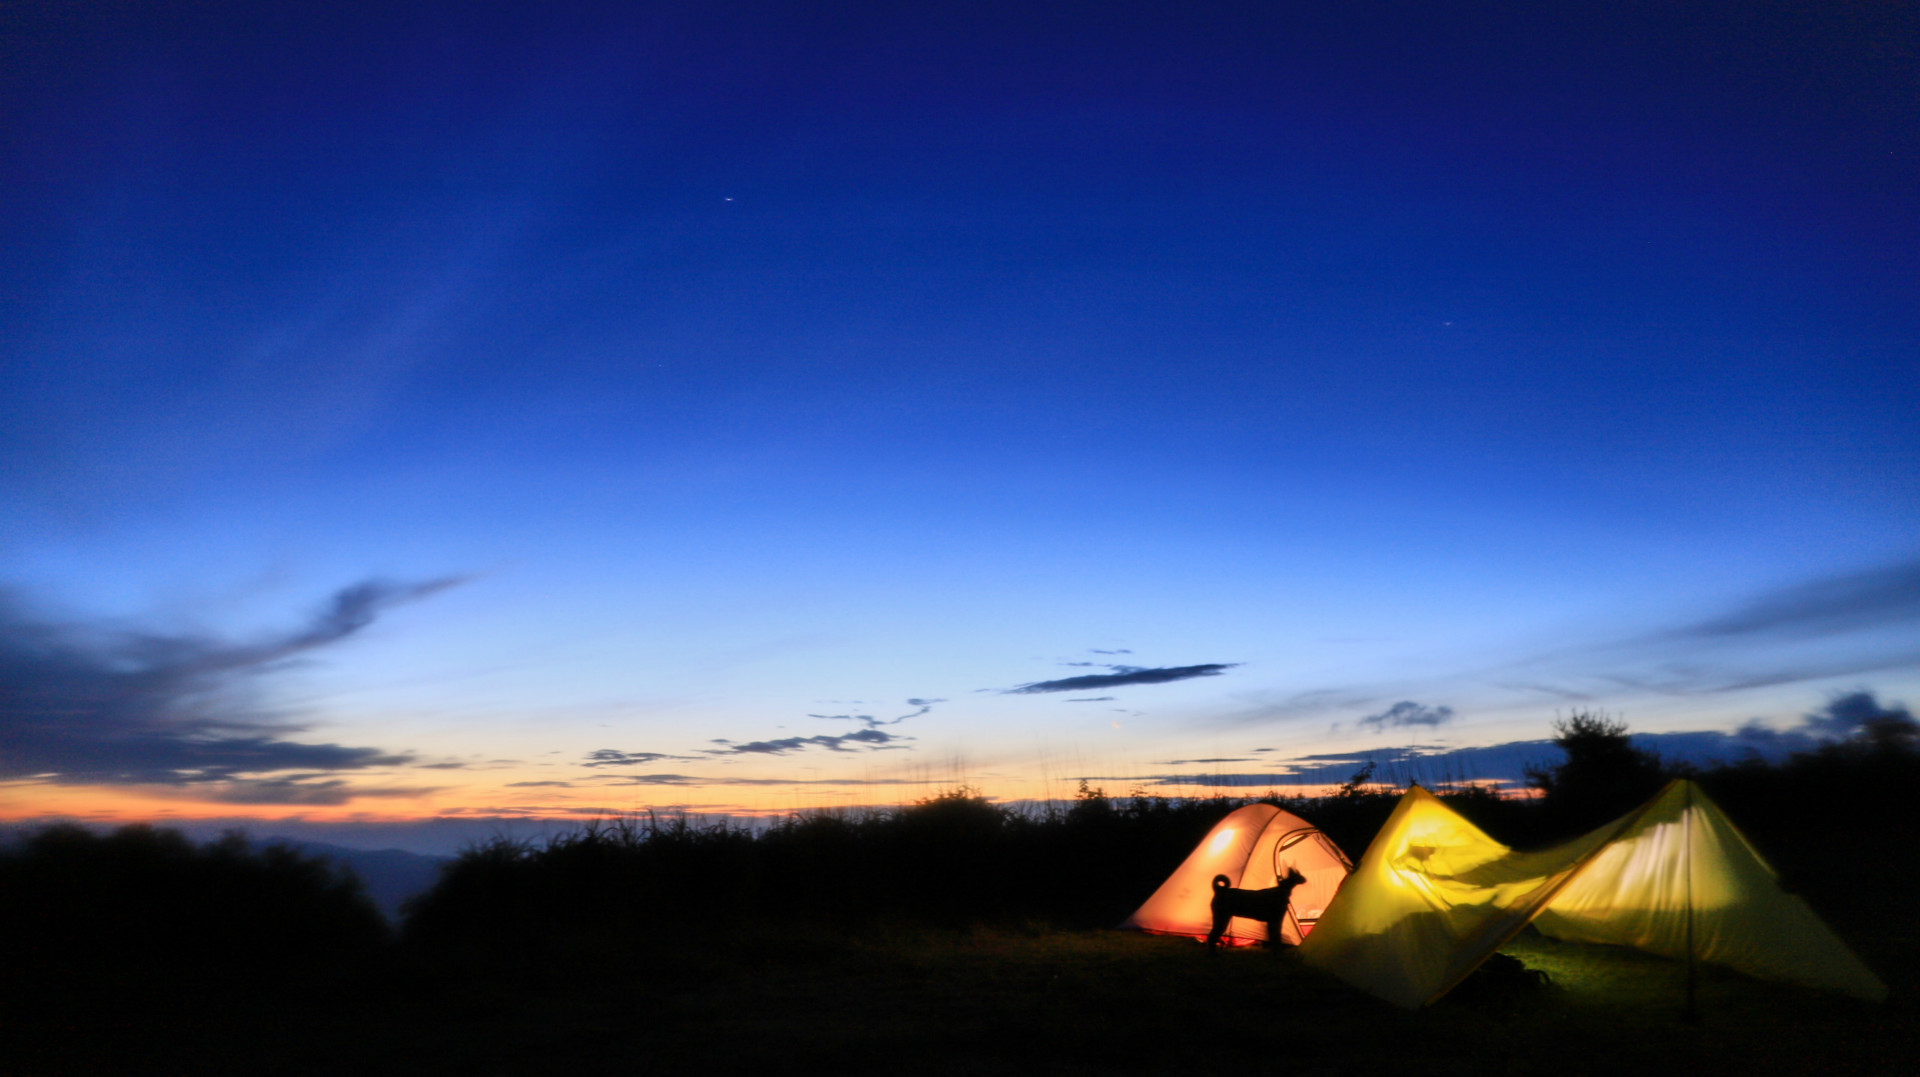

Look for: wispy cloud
[1536,560,1920,697]
[204,777,443,806]
[704,728,909,755]
[1674,561,1920,641]
[1491,681,1594,702]
[1229,562,1920,729]
[1134,742,1556,790]
[1008,663,1238,694]
[0,578,463,787]
[582,749,692,767]
[1357,700,1455,731]
[1223,686,1383,726]
[810,698,943,728]
[597,772,922,787]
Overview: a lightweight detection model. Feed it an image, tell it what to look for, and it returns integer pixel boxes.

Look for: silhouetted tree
[1064,779,1113,825]
[1525,710,1667,833]
[1335,761,1377,799]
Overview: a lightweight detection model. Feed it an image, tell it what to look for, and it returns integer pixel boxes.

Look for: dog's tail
[1212,874,1231,892]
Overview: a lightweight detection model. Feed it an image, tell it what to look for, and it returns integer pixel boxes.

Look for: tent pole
[1683,781,1698,1024]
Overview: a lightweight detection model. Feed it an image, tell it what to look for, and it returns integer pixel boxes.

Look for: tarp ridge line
[1415,778,1681,1006]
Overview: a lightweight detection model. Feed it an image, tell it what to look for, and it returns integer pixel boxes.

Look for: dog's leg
[1208,909,1229,951]
[1265,873,1305,948]
[1207,875,1231,951]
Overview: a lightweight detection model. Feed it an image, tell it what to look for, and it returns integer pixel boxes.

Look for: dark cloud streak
[811,697,942,728]
[206,778,443,806]
[582,749,687,767]
[1676,561,1920,641]
[1358,701,1455,731]
[601,773,922,787]
[0,577,463,787]
[1008,663,1237,694]
[704,728,909,755]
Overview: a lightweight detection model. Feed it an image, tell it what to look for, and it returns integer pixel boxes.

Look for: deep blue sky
[3,2,1916,835]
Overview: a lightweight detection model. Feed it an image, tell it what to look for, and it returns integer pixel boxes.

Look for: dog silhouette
[1208,867,1307,950]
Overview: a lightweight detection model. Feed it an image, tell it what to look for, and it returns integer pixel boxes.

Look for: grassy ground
[9,925,1911,1076]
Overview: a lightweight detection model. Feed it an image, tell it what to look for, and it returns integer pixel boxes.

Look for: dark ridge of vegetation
[5,714,1917,1074]
[391,774,1547,967]
[392,702,1920,983]
[1695,712,1920,943]
[0,824,387,987]
[11,707,1914,993]
[394,776,1435,975]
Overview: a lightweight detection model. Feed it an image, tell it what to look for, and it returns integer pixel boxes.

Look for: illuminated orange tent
[1121,803,1352,946]
[1299,780,1886,1007]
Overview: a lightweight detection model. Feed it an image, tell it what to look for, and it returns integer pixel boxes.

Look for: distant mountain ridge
[276,840,447,923]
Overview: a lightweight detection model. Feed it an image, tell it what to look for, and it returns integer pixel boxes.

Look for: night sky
[4,2,1916,850]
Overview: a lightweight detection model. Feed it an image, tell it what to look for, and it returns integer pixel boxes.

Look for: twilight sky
[4,2,1916,850]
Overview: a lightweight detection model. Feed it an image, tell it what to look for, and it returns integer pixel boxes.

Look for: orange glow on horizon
[2,773,1530,829]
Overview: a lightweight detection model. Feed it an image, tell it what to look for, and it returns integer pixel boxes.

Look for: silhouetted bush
[0,824,386,990]
[399,812,758,968]
[1526,710,1670,834]
[1696,718,1920,936]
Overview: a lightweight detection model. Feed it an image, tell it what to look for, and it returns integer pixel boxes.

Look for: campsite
[5,720,1918,1075]
[5,5,1914,1072]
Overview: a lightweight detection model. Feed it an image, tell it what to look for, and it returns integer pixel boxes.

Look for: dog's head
[1282,867,1305,887]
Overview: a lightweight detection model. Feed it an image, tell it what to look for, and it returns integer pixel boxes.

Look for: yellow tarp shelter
[1298,780,1885,1007]
[1122,803,1351,946]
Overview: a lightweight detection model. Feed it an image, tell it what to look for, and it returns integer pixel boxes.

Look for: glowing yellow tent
[1122,804,1352,946]
[1298,780,1886,1007]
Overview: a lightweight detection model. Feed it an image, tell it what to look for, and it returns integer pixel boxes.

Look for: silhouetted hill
[275,840,447,922]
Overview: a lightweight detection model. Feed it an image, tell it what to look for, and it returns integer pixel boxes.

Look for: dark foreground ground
[7,923,1914,1077]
